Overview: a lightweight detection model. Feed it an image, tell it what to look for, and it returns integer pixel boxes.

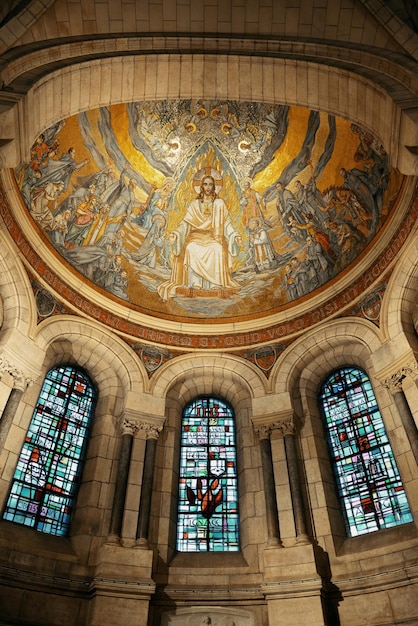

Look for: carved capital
[121,406,165,439]
[382,361,418,393]
[138,421,163,440]
[0,355,34,391]
[271,419,296,437]
[254,423,272,440]
[119,418,139,437]
[255,417,297,440]
[402,362,418,381]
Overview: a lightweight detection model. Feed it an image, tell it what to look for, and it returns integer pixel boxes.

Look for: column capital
[138,421,163,440]
[271,418,296,438]
[0,354,34,391]
[121,406,165,439]
[381,360,418,393]
[119,418,139,436]
[254,413,297,439]
[254,423,273,440]
[117,414,164,439]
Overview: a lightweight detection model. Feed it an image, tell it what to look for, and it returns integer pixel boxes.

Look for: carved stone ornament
[139,421,163,439]
[255,418,296,439]
[119,418,139,437]
[0,355,34,391]
[382,361,418,393]
[118,418,163,439]
[254,424,272,440]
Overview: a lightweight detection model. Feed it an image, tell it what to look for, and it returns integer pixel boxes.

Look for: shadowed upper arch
[381,230,418,352]
[35,316,149,401]
[149,353,268,407]
[268,318,383,407]
[0,230,37,339]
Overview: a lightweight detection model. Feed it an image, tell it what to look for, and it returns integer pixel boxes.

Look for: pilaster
[88,410,164,626]
[254,411,326,626]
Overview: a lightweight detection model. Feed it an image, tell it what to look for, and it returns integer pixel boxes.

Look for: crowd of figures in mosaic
[15,100,399,319]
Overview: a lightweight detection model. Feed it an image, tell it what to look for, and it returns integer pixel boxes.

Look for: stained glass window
[177,397,240,552]
[2,365,96,536]
[319,367,413,537]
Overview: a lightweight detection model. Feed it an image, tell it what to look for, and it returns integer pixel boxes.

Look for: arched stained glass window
[2,365,96,536]
[319,366,413,537]
[177,396,240,552]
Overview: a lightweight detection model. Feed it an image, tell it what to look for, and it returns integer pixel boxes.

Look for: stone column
[107,418,138,543]
[135,424,162,548]
[282,423,310,544]
[0,357,33,448]
[255,424,282,547]
[383,365,418,465]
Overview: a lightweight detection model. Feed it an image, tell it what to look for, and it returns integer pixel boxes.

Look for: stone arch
[0,229,37,340]
[149,354,269,565]
[150,352,267,403]
[2,317,151,547]
[267,319,386,549]
[269,318,382,401]
[35,315,148,404]
[0,228,45,385]
[381,227,418,354]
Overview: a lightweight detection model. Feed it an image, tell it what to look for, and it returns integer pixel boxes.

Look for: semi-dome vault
[0,0,416,356]
[7,99,409,349]
[0,3,417,625]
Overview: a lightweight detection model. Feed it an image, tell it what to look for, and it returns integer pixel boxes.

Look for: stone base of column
[134,536,149,549]
[262,543,326,626]
[87,582,154,626]
[266,536,284,549]
[87,543,155,626]
[264,589,326,626]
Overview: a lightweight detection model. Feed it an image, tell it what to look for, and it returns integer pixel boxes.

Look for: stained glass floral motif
[2,366,95,536]
[177,397,239,552]
[319,367,413,536]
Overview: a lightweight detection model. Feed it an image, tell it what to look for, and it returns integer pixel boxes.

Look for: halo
[185,122,197,134]
[248,217,261,229]
[193,167,223,195]
[197,107,208,119]
[240,177,253,189]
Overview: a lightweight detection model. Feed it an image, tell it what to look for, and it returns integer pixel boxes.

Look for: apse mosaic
[15,100,403,321]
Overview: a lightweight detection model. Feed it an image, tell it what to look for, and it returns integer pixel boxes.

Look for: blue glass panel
[320,367,413,536]
[2,366,96,536]
[177,397,240,552]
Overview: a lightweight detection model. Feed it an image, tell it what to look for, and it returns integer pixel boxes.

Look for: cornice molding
[1,36,416,98]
